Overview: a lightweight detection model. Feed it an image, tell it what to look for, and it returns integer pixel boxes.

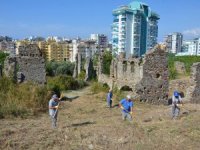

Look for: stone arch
[120,85,133,91]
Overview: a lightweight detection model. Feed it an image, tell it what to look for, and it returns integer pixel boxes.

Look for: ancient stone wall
[136,45,169,104]
[98,45,169,105]
[4,44,46,84]
[73,52,96,81]
[186,63,200,103]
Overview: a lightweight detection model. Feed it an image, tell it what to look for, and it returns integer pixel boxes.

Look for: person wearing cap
[172,91,183,119]
[119,95,134,122]
[106,89,113,108]
[49,94,60,128]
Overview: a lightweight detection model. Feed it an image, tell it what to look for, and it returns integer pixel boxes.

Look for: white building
[165,32,183,54]
[177,38,200,56]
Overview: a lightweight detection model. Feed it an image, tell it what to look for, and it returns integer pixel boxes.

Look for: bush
[90,82,109,94]
[102,51,112,75]
[0,77,50,118]
[46,61,74,76]
[47,75,87,96]
[168,54,200,79]
[0,52,8,67]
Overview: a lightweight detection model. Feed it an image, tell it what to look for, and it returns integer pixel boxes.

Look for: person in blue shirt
[49,94,60,128]
[119,95,134,122]
[106,89,113,108]
[172,91,183,119]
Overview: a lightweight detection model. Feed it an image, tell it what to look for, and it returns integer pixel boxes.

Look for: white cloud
[183,28,200,38]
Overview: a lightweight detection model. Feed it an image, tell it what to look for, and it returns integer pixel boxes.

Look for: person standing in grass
[49,94,60,128]
[172,91,183,119]
[106,89,113,108]
[119,95,134,122]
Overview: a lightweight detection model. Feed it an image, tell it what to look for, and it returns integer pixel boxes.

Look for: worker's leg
[127,113,133,122]
[110,100,112,108]
[121,111,127,120]
[51,112,58,128]
[171,105,176,119]
[175,107,180,118]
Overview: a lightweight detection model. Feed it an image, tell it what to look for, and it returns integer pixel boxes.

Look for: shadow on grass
[60,96,79,102]
[71,121,96,127]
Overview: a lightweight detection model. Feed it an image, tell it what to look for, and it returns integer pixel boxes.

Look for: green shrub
[102,51,112,75]
[0,77,49,118]
[90,82,109,94]
[168,54,200,79]
[46,61,75,76]
[78,70,86,80]
[0,52,8,67]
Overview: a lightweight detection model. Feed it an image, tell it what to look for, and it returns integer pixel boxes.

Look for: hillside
[0,82,200,150]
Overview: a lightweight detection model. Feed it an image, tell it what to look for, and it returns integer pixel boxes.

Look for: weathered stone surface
[186,62,200,103]
[136,45,169,104]
[84,57,95,81]
[4,44,46,84]
[4,57,17,79]
[73,54,78,78]
[98,45,169,105]
[0,64,2,78]
[175,61,186,74]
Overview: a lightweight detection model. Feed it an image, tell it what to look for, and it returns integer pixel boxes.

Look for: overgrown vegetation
[168,54,200,79]
[0,52,8,67]
[46,61,74,76]
[0,75,87,119]
[0,77,50,119]
[102,51,112,75]
[47,75,87,97]
[90,82,125,102]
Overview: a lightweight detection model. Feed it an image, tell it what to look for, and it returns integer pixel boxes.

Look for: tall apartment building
[165,32,183,54]
[112,1,159,57]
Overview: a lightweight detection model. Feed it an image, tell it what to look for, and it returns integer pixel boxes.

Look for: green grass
[0,76,87,119]
[168,54,200,79]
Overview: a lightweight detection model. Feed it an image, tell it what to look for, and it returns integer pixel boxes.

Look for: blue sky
[0,0,200,41]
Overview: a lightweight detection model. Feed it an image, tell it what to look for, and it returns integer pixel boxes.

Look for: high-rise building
[112,1,159,57]
[165,32,183,54]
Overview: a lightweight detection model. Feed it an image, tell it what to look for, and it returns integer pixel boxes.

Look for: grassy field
[0,82,200,150]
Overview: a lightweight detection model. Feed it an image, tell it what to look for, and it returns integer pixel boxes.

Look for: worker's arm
[130,107,133,115]
[49,105,58,109]
[119,103,124,110]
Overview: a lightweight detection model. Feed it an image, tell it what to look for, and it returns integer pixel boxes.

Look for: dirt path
[1,86,200,150]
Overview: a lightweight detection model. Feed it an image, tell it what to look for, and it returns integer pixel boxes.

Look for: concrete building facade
[112,1,159,57]
[165,32,183,54]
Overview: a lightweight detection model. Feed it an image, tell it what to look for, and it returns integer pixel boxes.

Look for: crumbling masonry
[98,45,169,105]
[186,63,200,104]
[4,44,46,84]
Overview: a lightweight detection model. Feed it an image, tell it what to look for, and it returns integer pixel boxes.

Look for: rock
[175,61,186,74]
[88,144,94,150]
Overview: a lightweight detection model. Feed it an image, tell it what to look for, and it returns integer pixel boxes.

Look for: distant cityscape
[164,32,200,56]
[0,1,200,63]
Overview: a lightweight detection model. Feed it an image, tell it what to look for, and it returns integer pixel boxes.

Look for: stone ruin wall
[73,52,95,81]
[186,63,200,104]
[136,46,169,104]
[98,45,169,105]
[4,44,46,84]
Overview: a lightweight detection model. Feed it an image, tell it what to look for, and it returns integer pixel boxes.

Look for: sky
[0,0,200,41]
